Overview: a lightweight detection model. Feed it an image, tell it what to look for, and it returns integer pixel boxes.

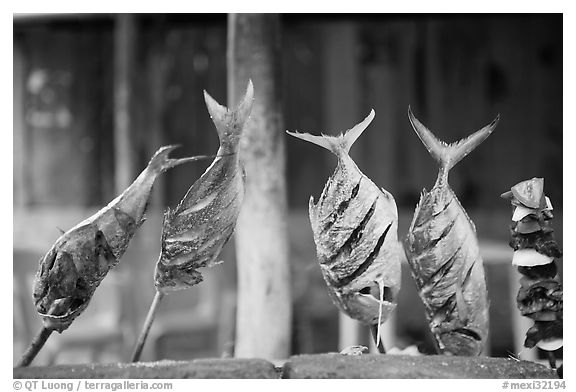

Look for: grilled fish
[404,107,499,356]
[287,110,401,329]
[33,146,210,332]
[154,81,253,292]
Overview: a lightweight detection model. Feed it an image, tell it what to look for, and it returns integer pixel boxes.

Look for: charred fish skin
[287,110,401,327]
[404,107,499,356]
[154,81,254,293]
[33,146,209,332]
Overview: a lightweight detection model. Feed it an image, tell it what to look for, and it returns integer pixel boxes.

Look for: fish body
[33,146,207,332]
[287,110,401,327]
[154,81,254,293]
[404,108,499,356]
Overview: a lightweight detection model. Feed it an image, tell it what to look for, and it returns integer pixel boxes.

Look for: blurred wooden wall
[13,14,562,211]
[282,14,562,212]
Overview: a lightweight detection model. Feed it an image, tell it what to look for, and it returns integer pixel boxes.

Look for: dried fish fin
[204,80,254,154]
[147,145,216,173]
[286,109,375,157]
[206,258,225,268]
[113,207,137,233]
[454,285,469,323]
[95,230,117,272]
[407,106,499,186]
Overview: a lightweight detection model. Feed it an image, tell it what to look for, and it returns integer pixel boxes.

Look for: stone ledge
[283,354,558,379]
[14,354,558,379]
[14,358,279,379]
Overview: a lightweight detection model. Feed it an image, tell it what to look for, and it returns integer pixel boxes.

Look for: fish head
[38,296,91,333]
[436,328,484,356]
[325,277,401,326]
[32,227,104,332]
[330,280,399,326]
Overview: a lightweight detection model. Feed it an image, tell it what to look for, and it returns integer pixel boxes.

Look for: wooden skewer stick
[370,324,386,354]
[16,326,53,367]
[370,280,386,354]
[130,291,165,362]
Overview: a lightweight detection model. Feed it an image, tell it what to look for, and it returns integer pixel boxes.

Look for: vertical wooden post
[228,13,292,360]
[113,14,138,358]
[114,14,138,193]
[338,313,362,351]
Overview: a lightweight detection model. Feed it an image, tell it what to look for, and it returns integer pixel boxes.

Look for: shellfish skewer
[15,326,53,367]
[130,291,165,362]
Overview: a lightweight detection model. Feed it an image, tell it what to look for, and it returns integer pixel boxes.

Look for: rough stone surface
[14,358,278,379]
[282,354,558,379]
[14,354,558,379]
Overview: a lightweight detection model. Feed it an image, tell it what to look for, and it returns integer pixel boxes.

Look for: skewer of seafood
[404,107,499,356]
[16,146,213,367]
[287,110,402,353]
[501,178,562,376]
[129,81,253,362]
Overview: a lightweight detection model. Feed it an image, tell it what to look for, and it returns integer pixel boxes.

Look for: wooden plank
[228,13,292,360]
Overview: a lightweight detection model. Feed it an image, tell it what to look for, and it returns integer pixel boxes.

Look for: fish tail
[147,145,217,173]
[407,106,499,184]
[203,80,254,154]
[286,109,375,157]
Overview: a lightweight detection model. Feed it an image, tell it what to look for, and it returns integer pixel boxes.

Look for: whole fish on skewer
[17,146,212,367]
[130,81,254,362]
[287,110,402,353]
[404,107,499,356]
